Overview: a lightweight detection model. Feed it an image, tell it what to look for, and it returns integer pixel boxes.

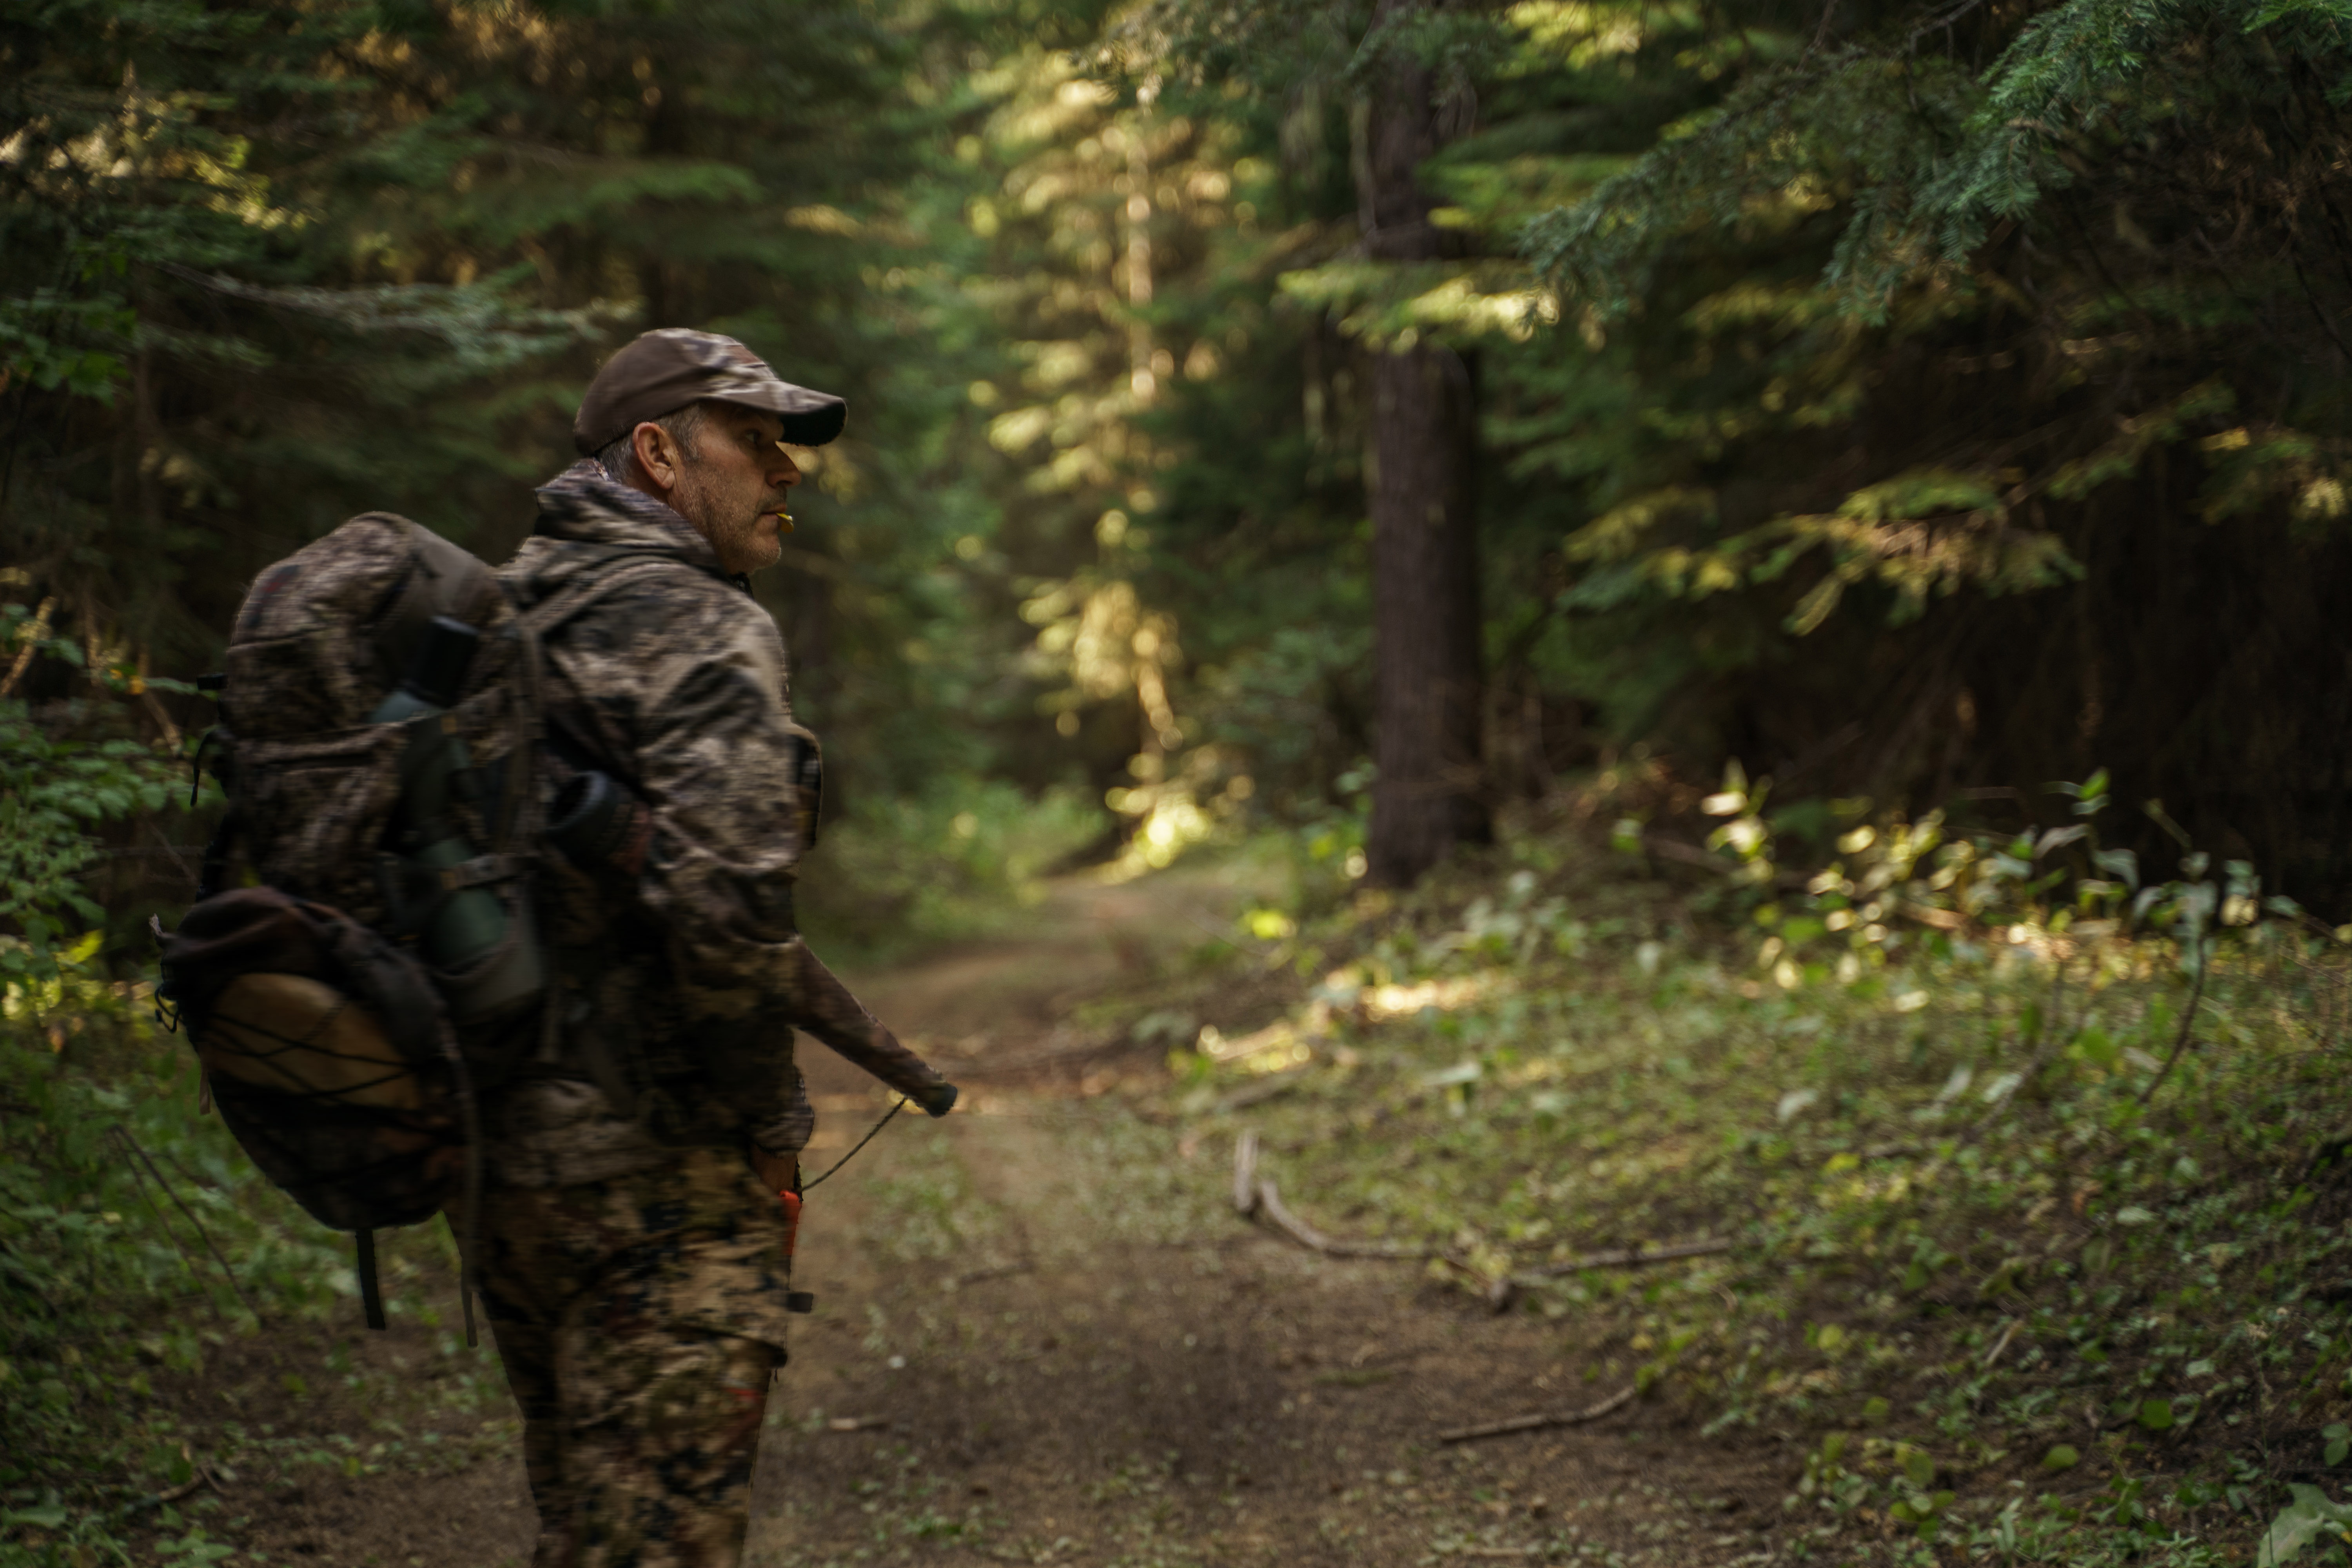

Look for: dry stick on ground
[2138,951,2211,1106]
[1232,1129,1261,1217]
[1234,1136,1730,1291]
[1437,1385,1638,1445]
[1255,1176,1433,1260]
[117,1464,226,1521]
[157,1465,224,1504]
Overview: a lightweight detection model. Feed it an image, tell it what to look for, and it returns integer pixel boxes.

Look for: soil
[151,868,1787,1568]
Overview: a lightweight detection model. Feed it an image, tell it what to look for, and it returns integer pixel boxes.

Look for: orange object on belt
[776,1187,802,1261]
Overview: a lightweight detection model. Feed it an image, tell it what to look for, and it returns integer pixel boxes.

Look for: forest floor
[165,864,1777,1568]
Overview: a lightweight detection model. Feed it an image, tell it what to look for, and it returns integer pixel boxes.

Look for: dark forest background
[9,0,2352,927]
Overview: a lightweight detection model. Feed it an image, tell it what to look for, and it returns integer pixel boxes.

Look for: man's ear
[630,421,679,491]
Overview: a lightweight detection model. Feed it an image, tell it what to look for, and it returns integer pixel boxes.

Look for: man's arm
[613,580,953,1119]
[774,941,956,1110]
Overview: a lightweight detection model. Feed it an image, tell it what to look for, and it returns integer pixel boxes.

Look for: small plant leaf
[2258,1485,2352,1566]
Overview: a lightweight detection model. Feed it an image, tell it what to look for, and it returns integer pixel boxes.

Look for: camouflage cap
[573,328,847,455]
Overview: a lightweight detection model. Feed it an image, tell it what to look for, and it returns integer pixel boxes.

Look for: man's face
[659,405,803,575]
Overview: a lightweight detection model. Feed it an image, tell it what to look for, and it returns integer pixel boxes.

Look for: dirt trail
[197,869,1773,1567]
[740,871,1776,1568]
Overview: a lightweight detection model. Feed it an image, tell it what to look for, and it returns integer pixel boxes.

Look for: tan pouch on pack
[197,973,421,1111]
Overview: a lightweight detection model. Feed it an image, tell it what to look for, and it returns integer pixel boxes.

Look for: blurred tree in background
[7,0,2352,926]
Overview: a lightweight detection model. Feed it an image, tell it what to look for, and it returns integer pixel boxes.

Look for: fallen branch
[157,1466,222,1505]
[1237,1140,1735,1293]
[1256,1176,1432,1260]
[116,1465,223,1519]
[1437,1384,1637,1444]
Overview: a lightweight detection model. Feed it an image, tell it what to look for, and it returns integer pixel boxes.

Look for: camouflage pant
[470,1145,801,1568]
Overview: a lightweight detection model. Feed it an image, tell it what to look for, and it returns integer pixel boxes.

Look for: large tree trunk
[1359,4,1490,888]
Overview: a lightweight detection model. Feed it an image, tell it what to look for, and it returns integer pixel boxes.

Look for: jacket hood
[507,460,730,599]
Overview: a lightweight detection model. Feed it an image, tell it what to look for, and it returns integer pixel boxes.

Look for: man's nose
[769,443,803,488]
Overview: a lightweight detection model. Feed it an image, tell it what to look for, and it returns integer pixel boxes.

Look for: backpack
[155,512,666,1338]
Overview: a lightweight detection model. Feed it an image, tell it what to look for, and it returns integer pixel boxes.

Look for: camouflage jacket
[485,461,942,1189]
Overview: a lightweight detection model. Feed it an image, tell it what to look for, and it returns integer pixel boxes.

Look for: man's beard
[706,505,778,574]
[673,461,779,574]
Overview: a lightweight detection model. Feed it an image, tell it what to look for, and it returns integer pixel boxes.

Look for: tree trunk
[1359,4,1490,888]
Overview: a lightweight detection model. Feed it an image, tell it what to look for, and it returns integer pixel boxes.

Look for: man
[479,327,956,1567]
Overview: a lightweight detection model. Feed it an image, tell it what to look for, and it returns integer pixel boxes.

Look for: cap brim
[709,384,848,447]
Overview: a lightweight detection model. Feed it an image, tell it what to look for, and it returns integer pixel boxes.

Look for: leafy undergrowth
[0,996,503,1568]
[797,779,1104,964]
[2,694,523,1566]
[1149,821,2352,1566]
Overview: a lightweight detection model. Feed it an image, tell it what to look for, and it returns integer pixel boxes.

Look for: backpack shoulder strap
[494,552,696,1110]
[515,552,699,641]
[488,555,685,851]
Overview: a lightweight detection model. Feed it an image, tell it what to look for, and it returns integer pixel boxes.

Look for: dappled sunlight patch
[2,931,116,1041]
[1099,788,1217,881]
[1360,975,1496,1020]
[1195,1018,1312,1071]
[1093,750,1259,884]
